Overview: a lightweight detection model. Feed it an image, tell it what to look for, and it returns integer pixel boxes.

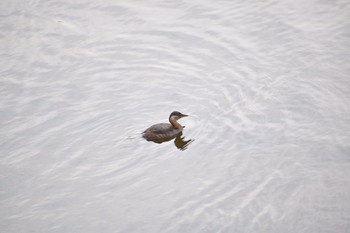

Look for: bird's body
[142,111,188,142]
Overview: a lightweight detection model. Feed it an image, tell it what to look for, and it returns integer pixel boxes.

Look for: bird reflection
[145,132,194,151]
[174,133,194,151]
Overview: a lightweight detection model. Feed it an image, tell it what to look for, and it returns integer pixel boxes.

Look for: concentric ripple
[1,0,350,233]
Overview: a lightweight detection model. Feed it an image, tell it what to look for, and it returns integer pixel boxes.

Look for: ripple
[1,0,350,233]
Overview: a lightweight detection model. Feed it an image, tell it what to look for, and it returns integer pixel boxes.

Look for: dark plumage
[143,111,188,142]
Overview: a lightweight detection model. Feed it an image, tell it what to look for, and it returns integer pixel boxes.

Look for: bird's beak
[181,114,188,117]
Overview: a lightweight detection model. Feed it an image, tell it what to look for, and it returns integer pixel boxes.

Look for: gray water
[1,0,350,232]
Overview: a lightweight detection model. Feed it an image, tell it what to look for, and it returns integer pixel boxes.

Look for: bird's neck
[169,117,182,129]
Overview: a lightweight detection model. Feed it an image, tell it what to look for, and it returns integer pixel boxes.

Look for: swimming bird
[143,111,188,142]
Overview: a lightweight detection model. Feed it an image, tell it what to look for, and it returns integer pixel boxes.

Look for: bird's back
[143,123,182,141]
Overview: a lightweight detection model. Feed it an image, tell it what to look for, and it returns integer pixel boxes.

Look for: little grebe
[143,111,188,141]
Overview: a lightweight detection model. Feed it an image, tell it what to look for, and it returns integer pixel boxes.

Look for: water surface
[1,0,350,232]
